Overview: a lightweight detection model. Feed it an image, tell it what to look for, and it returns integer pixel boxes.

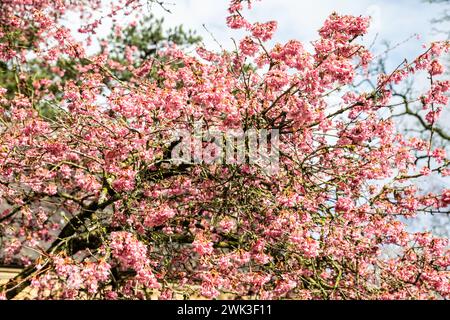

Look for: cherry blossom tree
[0,0,449,300]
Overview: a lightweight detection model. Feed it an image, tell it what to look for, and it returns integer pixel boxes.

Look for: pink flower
[264,69,289,89]
[44,183,58,195]
[112,169,136,192]
[105,291,118,300]
[319,13,370,42]
[270,40,309,69]
[136,269,160,289]
[432,148,446,163]
[253,252,272,264]
[192,234,214,256]
[251,21,277,41]
[218,217,236,233]
[442,189,450,207]
[442,168,450,177]
[425,109,442,124]
[422,80,450,107]
[420,166,431,176]
[110,231,150,270]
[201,282,220,299]
[239,36,259,56]
[226,14,250,29]
[228,0,244,13]
[159,289,173,300]
[429,60,444,76]
[143,205,176,228]
[335,197,354,213]
[274,279,297,297]
[74,170,102,192]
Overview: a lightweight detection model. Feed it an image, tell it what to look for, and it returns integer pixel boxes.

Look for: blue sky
[142,0,449,69]
[66,0,449,71]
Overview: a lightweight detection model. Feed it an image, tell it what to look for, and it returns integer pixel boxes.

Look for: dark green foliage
[105,14,201,62]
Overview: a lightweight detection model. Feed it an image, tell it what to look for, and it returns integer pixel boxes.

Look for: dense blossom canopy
[0,0,449,299]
